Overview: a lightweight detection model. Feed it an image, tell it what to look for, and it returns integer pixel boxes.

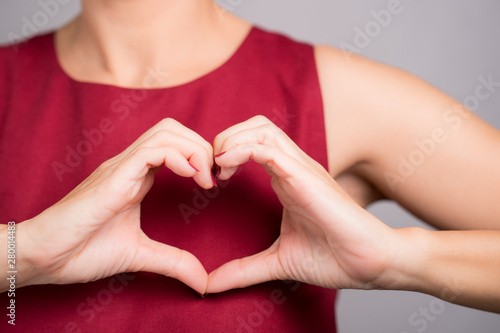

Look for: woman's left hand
[207,116,401,293]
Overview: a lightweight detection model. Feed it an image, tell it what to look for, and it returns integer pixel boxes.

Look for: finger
[129,130,214,187]
[214,126,298,180]
[215,143,299,180]
[213,115,272,154]
[85,145,204,222]
[206,246,282,293]
[122,118,213,159]
[134,237,208,295]
[118,146,213,189]
[214,116,302,159]
[213,116,272,180]
[216,165,239,181]
[214,116,310,180]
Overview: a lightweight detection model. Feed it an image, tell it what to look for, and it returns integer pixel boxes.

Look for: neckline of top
[48,26,257,92]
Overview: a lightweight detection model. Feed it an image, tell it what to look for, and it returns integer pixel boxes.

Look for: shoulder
[313,44,417,104]
[313,44,440,115]
[313,44,443,204]
[313,44,440,170]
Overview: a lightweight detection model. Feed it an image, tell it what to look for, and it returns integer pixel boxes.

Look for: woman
[1,0,499,332]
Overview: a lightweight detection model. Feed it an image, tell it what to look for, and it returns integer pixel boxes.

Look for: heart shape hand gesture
[14,116,398,296]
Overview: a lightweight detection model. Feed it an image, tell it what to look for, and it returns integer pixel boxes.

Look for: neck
[56,0,250,87]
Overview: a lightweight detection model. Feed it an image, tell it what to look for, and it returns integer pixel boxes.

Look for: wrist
[380,227,432,292]
[13,220,39,289]
[1,220,37,293]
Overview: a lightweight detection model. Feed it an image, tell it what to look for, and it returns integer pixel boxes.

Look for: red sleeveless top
[0,27,336,332]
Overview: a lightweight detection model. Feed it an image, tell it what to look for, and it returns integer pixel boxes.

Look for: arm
[315,45,500,230]
[206,110,500,312]
[314,46,500,310]
[392,228,500,313]
[206,116,500,313]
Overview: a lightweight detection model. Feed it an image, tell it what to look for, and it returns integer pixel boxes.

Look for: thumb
[133,236,208,295]
[206,243,283,294]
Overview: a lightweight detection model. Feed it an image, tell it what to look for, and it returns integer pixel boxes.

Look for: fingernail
[211,174,218,187]
[212,163,221,179]
[211,156,221,179]
[214,152,226,158]
[188,162,200,172]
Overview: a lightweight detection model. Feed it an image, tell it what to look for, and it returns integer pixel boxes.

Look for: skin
[1,0,500,314]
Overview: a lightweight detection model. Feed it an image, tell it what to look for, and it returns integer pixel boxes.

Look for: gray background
[1,0,499,332]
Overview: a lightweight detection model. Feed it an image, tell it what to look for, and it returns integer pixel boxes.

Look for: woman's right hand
[13,118,214,295]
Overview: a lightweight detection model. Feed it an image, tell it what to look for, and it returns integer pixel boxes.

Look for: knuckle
[141,130,175,149]
[261,123,276,134]
[255,125,277,144]
[252,115,271,124]
[159,117,178,129]
[200,140,213,155]
[222,136,238,148]
[152,129,173,141]
[169,249,184,277]
[263,121,280,133]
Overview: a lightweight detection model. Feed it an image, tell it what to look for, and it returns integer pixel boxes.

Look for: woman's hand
[207,116,400,293]
[16,118,214,294]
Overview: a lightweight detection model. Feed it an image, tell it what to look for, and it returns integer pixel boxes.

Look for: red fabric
[0,27,336,332]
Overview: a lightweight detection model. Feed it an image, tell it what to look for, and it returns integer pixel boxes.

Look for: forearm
[388,228,500,313]
[0,221,35,293]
